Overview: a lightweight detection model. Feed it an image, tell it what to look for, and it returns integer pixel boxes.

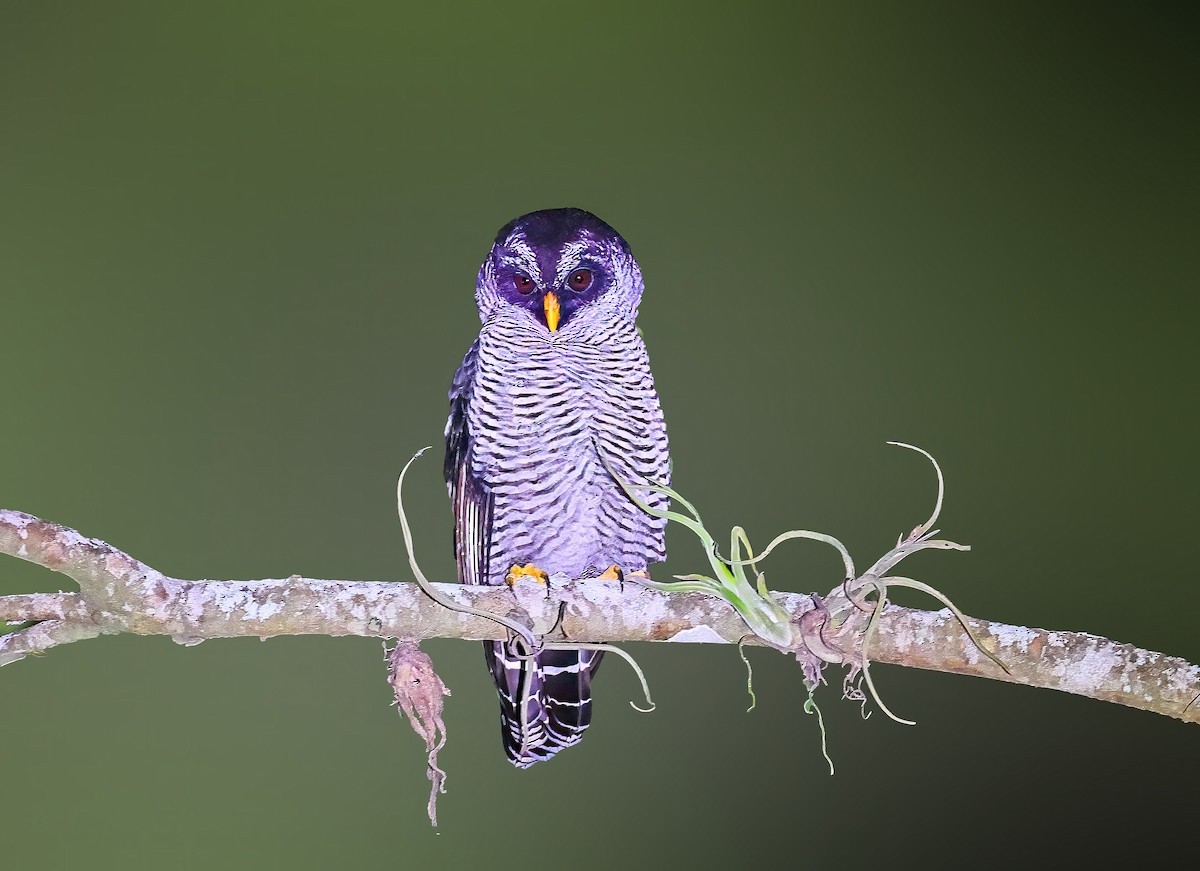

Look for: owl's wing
[444,339,493,587]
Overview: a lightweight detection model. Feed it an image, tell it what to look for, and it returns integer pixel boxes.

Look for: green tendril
[737,637,757,712]
[804,692,835,775]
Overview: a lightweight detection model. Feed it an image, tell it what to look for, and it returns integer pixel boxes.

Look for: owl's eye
[567,268,593,292]
[512,274,535,295]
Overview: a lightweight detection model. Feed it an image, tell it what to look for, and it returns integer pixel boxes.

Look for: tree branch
[1,592,79,622]
[2,508,1196,723]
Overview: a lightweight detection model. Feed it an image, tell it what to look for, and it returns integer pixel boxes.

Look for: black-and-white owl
[444,208,670,766]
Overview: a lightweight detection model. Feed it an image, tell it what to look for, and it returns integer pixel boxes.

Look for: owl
[444,208,671,767]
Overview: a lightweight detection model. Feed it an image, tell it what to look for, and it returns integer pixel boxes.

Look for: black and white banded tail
[486,643,603,767]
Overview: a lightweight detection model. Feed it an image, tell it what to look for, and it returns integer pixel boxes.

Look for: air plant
[604,441,1008,734]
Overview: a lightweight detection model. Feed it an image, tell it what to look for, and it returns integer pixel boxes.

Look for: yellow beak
[543,291,560,333]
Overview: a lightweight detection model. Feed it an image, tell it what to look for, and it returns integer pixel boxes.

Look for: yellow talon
[505,563,549,586]
[597,566,651,582]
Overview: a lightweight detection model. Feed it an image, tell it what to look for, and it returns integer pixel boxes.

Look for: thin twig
[0,592,79,623]
[0,618,102,667]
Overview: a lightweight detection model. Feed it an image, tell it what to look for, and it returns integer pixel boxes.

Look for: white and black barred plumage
[444,208,670,767]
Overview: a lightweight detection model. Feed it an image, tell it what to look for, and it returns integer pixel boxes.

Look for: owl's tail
[484,641,603,768]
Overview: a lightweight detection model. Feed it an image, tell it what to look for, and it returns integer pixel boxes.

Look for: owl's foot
[597,566,651,592]
[597,566,652,580]
[505,563,549,587]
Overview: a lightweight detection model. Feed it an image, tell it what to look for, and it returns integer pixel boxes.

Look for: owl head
[475,208,645,333]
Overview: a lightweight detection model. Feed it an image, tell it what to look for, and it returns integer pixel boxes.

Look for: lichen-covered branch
[2,508,1198,724]
[0,617,102,666]
[0,592,78,622]
[868,609,1200,722]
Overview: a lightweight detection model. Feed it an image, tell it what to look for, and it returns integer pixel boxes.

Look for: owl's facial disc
[488,208,634,333]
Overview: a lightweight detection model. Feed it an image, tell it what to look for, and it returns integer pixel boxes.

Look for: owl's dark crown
[494,208,631,256]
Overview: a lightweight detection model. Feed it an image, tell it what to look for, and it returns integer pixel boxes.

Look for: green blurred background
[2,2,1196,867]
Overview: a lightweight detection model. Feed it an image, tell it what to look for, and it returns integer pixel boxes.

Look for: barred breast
[468,307,669,583]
